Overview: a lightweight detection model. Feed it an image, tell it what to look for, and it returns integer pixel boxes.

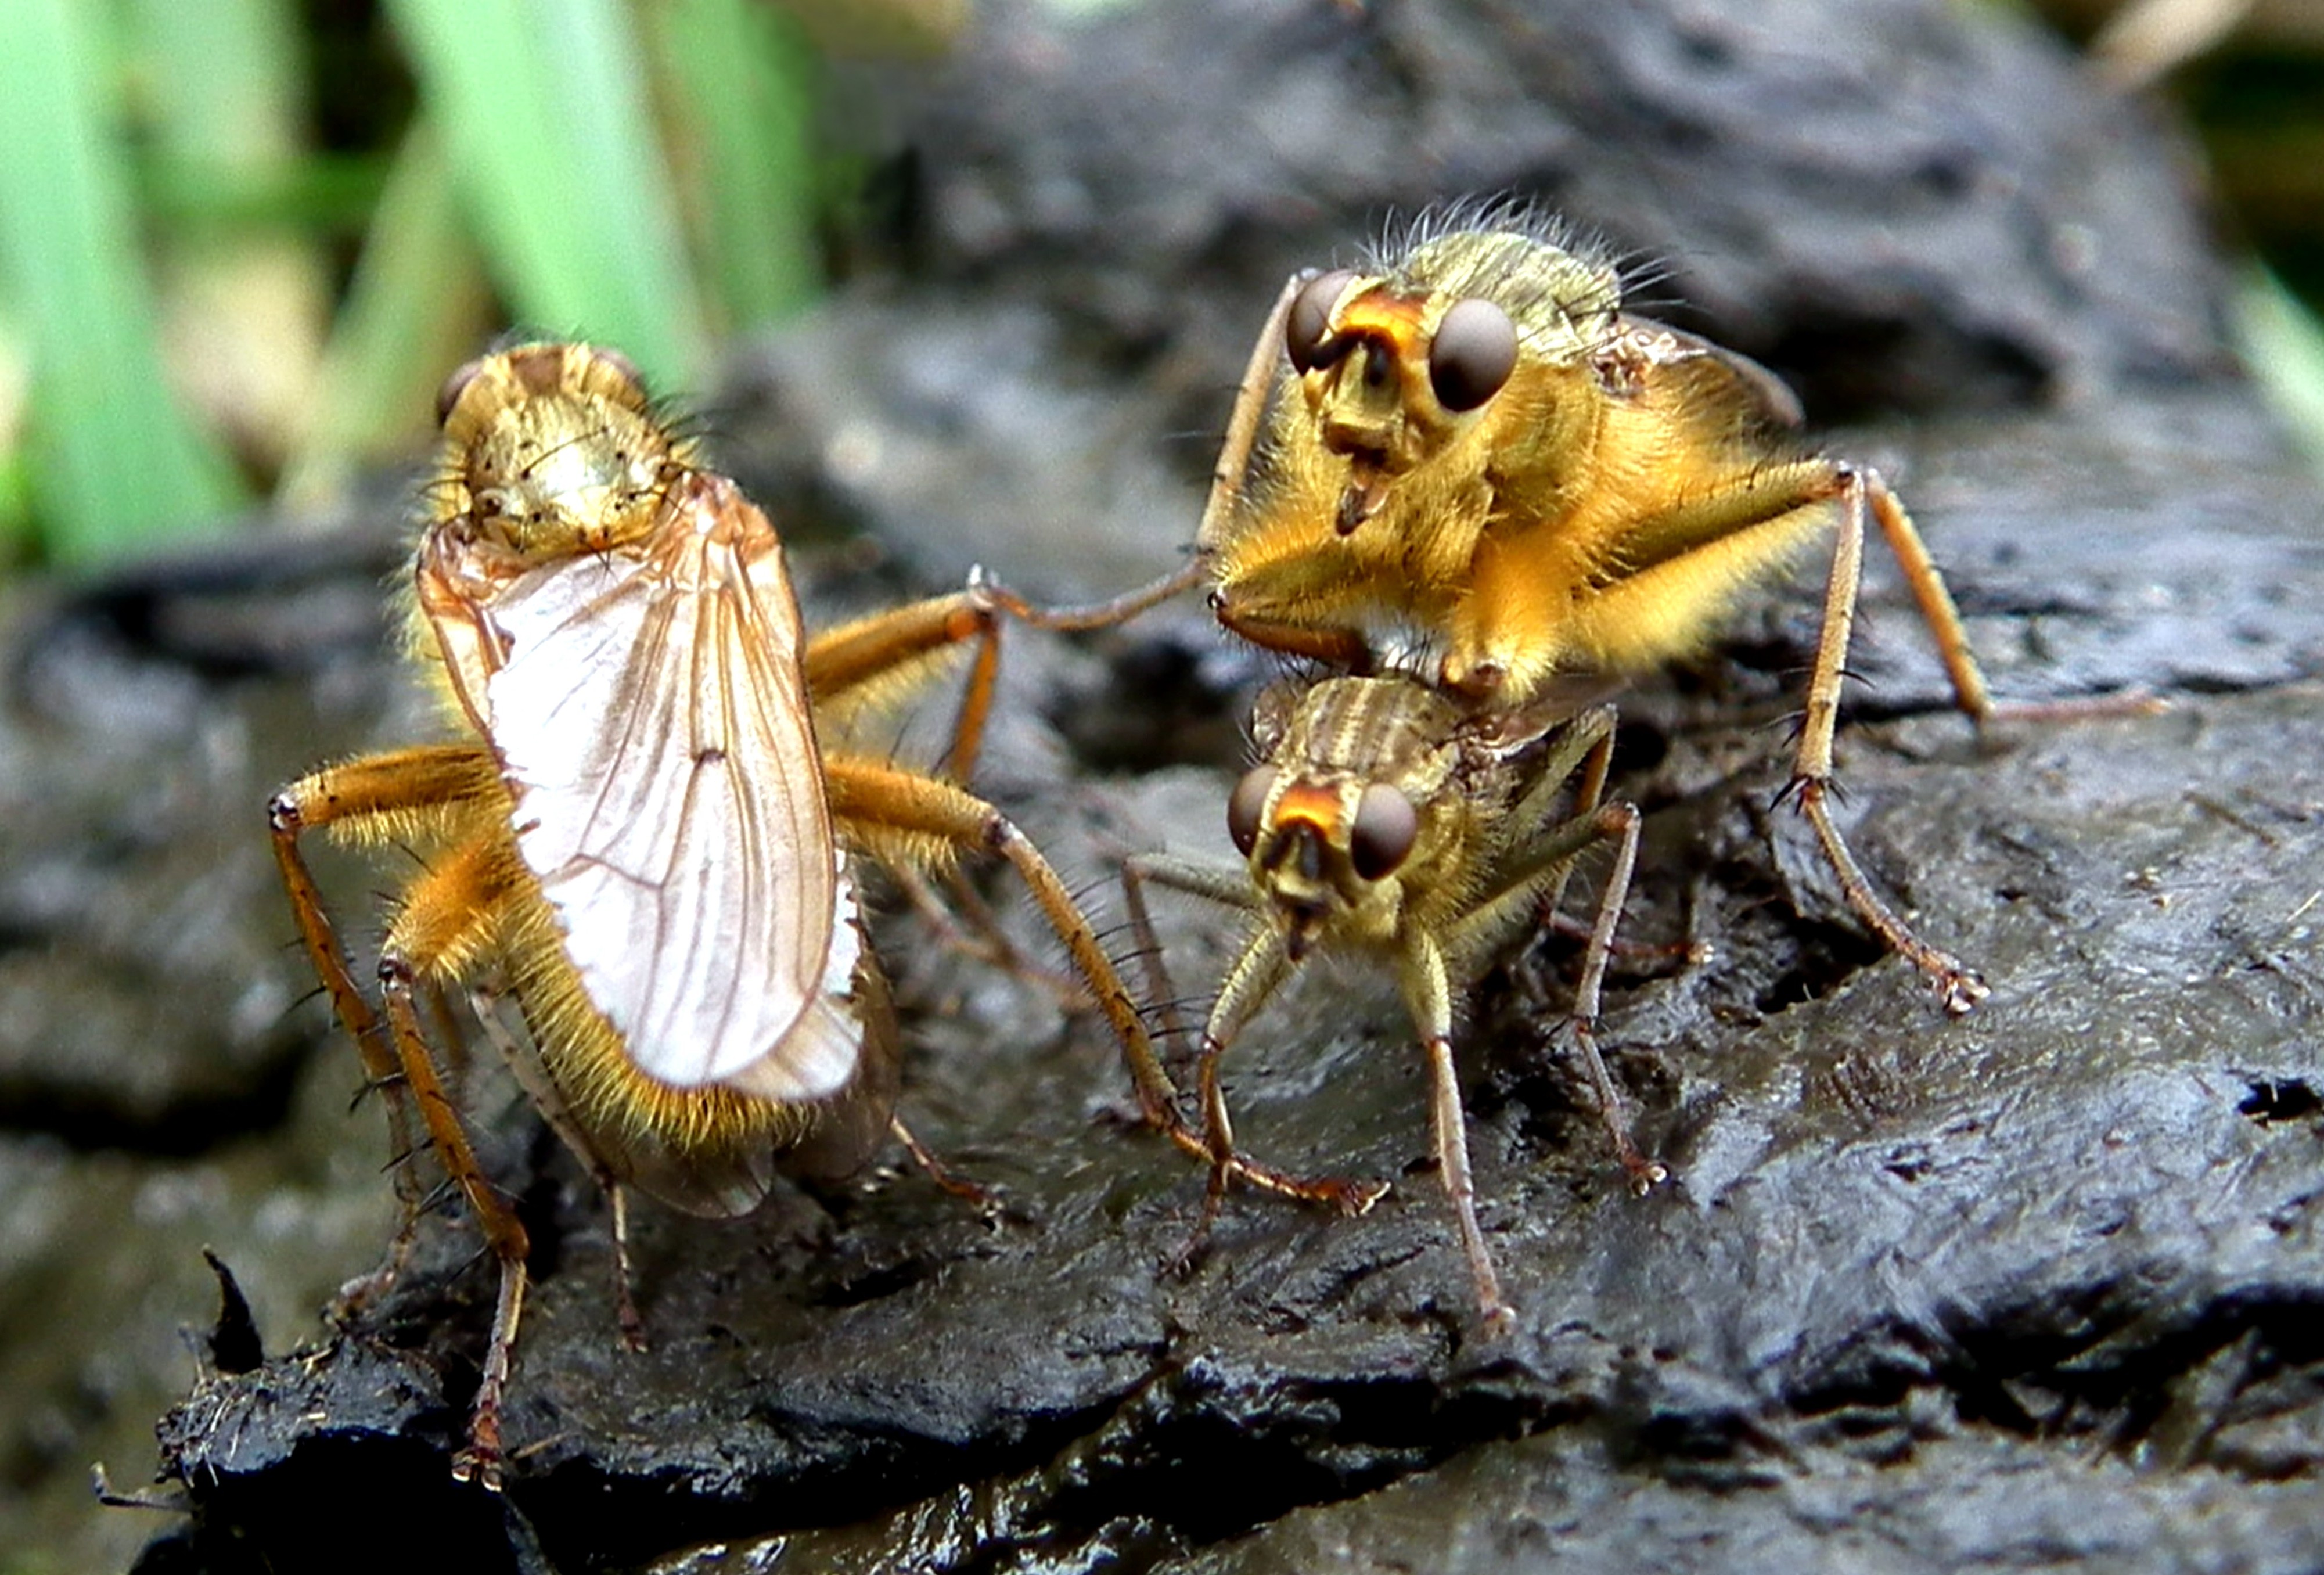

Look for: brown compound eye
[435,357,487,427]
[1228,766,1279,856]
[1347,782,1418,880]
[1286,269,1358,373]
[592,346,645,391]
[1428,297,1517,412]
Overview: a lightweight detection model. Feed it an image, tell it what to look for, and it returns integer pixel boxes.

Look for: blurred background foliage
[0,0,960,567]
[0,0,2316,568]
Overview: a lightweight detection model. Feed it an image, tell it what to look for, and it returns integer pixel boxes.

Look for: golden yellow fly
[1122,673,1655,1328]
[1072,206,2153,1015]
[269,344,1184,1488]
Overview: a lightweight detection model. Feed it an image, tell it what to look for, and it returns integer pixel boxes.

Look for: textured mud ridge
[143,657,2324,1573]
[1,0,2314,1570]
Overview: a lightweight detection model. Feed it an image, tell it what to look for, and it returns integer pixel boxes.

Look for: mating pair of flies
[273,213,2120,1487]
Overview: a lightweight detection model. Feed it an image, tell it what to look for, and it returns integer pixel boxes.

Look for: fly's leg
[984,272,1305,637]
[828,764,1387,1218]
[373,832,528,1490]
[1450,710,1662,1190]
[804,580,1012,779]
[466,984,647,1353]
[1196,271,1307,560]
[1458,455,1991,1012]
[1125,853,1393,1218]
[889,1115,1007,1217]
[1186,269,1412,663]
[1008,557,1210,635]
[1859,472,2165,731]
[1015,269,1382,666]
[1174,923,1368,1277]
[1429,1029,1506,1332]
[1707,461,2148,1015]
[1786,465,1988,1014]
[1117,851,1295,1117]
[1542,803,1657,1192]
[1394,933,1512,1331]
[1212,599,1380,670]
[605,1182,642,1349]
[1502,702,1622,930]
[826,757,1172,1125]
[805,580,1098,1001]
[267,745,501,1318]
[1115,853,1217,1110]
[886,858,1092,1011]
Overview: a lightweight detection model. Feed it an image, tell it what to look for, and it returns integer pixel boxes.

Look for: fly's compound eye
[436,357,487,427]
[1348,782,1419,880]
[1286,269,1358,373]
[1228,766,1279,856]
[591,346,645,393]
[1428,297,1517,412]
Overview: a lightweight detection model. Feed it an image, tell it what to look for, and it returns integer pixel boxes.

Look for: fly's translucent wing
[472,476,863,1101]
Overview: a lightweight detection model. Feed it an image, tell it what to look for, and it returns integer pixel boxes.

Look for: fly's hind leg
[1785,465,1991,1015]
[805,579,1091,1004]
[372,833,529,1490]
[1793,466,2163,1012]
[827,763,1387,1221]
[268,745,502,1317]
[466,983,648,1354]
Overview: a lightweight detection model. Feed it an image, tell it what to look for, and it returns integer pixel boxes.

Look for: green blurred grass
[1,1,2321,568]
[0,0,843,567]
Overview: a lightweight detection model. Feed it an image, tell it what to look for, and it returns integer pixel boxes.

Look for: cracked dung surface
[0,0,2314,1570]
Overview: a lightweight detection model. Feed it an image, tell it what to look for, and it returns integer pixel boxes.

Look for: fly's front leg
[267,744,501,1314]
[1198,271,1307,557]
[1213,600,1379,670]
[1167,927,1291,1277]
[1034,267,1304,631]
[1204,508,1389,670]
[1006,558,1211,635]
[1397,935,1511,1331]
[1188,274,1401,666]
[1126,853,1392,1219]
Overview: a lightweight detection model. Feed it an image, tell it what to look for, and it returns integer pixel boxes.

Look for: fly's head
[430,343,693,564]
[1282,226,1620,535]
[1231,678,1465,960]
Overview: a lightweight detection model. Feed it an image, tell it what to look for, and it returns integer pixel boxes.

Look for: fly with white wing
[267,344,1174,1489]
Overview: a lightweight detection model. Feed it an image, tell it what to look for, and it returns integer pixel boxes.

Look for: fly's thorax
[431,342,697,562]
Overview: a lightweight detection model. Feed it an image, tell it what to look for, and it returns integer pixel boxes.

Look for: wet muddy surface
[2,1,2318,1570]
